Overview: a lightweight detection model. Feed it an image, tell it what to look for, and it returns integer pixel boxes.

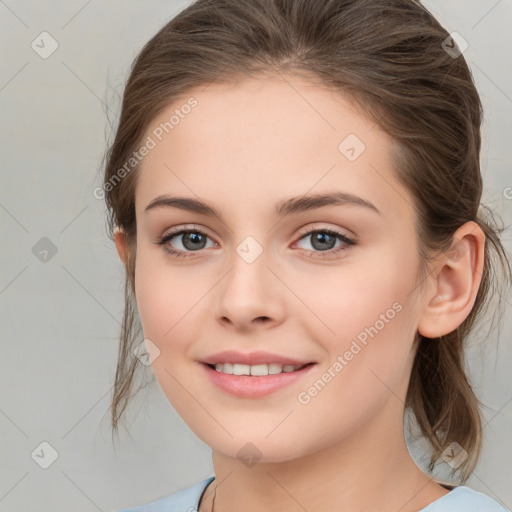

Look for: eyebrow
[143,191,381,219]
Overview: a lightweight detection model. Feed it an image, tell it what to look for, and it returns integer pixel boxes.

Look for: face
[130,73,428,462]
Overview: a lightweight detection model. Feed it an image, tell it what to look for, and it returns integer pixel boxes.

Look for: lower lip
[201,363,317,398]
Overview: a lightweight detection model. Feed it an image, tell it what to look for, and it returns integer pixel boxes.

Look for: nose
[213,247,285,332]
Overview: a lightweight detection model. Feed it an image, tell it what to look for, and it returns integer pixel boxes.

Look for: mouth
[201,361,317,398]
[205,362,315,375]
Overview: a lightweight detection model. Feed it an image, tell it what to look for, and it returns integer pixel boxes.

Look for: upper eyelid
[160,224,355,247]
[296,224,352,238]
[161,223,352,239]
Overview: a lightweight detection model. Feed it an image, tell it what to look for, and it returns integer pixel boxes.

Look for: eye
[155,225,216,258]
[155,225,357,259]
[293,227,356,258]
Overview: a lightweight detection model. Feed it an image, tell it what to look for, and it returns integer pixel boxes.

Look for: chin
[204,433,318,466]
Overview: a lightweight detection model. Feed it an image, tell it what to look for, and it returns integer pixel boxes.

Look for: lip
[200,360,317,399]
[200,350,315,366]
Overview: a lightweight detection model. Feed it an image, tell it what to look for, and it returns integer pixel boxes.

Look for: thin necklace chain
[211,485,217,512]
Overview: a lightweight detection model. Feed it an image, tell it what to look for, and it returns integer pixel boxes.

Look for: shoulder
[115,476,215,512]
[421,485,510,512]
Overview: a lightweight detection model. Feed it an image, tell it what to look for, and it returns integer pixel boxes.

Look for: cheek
[292,296,417,457]
[302,247,420,390]
[133,254,205,419]
[295,246,415,339]
[133,249,197,352]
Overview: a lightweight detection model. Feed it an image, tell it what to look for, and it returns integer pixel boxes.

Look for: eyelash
[155,225,357,259]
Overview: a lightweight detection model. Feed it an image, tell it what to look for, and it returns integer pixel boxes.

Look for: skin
[114,73,485,512]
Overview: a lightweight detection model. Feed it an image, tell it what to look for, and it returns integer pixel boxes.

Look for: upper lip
[201,350,315,366]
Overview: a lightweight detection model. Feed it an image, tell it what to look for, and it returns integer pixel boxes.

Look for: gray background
[1,1,511,511]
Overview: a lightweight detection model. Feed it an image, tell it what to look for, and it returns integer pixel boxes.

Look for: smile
[202,362,317,398]
[210,362,308,375]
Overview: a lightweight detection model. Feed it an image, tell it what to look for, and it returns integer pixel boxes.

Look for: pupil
[313,233,335,251]
[184,232,205,250]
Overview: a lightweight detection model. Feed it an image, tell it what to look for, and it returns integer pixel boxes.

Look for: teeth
[213,362,305,375]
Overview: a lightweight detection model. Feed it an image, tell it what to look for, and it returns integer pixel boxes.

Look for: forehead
[135,74,414,222]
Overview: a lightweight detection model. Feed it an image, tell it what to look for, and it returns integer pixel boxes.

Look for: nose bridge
[225,234,270,304]
[214,234,284,328]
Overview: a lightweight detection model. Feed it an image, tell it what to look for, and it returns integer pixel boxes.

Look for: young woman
[102,1,512,510]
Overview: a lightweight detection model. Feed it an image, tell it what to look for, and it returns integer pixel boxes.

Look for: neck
[200,399,449,512]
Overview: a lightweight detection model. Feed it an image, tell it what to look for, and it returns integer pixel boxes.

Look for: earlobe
[114,227,128,264]
[416,221,485,339]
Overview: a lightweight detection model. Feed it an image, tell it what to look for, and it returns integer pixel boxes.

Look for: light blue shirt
[116,476,511,512]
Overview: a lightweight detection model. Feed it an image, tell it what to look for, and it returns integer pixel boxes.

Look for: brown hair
[101,0,512,483]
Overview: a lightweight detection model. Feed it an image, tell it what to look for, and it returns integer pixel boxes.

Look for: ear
[417,221,485,339]
[114,227,128,265]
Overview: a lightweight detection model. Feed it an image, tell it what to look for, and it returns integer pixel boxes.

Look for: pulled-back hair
[101,0,512,483]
